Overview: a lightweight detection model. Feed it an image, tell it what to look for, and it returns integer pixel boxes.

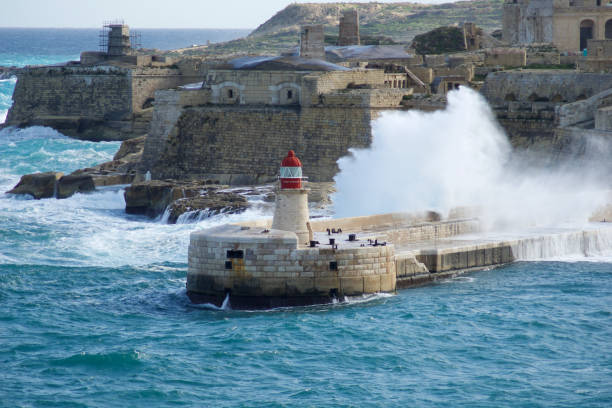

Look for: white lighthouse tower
[271,150,310,245]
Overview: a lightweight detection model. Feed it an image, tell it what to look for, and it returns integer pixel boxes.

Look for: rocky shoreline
[4,136,336,223]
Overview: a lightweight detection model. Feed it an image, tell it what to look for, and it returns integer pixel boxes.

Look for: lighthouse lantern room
[280,150,303,189]
[272,150,310,244]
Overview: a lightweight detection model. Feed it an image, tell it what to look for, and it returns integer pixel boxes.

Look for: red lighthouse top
[280,150,304,189]
[281,150,302,167]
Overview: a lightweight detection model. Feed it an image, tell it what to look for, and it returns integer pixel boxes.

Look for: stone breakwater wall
[149,105,378,184]
[4,65,201,141]
[410,228,612,274]
[187,208,612,308]
[187,225,395,308]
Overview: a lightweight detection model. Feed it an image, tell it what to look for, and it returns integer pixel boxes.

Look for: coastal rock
[165,193,249,223]
[7,172,63,199]
[123,180,242,220]
[113,135,146,161]
[124,180,176,216]
[56,174,96,199]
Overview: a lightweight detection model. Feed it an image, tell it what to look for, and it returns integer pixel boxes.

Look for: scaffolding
[99,20,141,54]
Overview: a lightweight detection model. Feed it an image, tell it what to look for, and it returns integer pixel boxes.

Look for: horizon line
[0,26,255,30]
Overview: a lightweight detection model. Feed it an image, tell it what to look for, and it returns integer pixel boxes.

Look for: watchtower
[338,9,360,46]
[300,25,325,60]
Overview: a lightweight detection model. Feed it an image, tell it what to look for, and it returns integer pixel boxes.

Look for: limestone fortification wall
[320,88,408,107]
[484,48,527,67]
[304,69,385,104]
[482,71,612,106]
[6,66,132,139]
[131,67,201,113]
[557,88,612,128]
[150,105,376,184]
[207,70,308,106]
[5,64,201,141]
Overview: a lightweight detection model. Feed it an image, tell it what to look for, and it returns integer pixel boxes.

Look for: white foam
[333,87,611,232]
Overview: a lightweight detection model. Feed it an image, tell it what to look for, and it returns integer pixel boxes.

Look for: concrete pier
[188,208,612,308]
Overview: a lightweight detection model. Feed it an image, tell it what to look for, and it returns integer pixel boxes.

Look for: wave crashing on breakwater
[333,87,611,231]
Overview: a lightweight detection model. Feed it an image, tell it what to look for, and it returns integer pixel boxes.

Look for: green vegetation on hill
[174,0,502,57]
[412,27,465,55]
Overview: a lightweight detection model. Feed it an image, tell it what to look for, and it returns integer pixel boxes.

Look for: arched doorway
[580,20,595,51]
[606,20,612,40]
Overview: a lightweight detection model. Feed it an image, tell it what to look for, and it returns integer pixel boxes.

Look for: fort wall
[5,66,133,141]
[142,68,406,183]
[482,70,612,106]
[150,104,377,184]
[5,65,201,141]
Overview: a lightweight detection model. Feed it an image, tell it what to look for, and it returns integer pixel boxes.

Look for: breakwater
[188,207,612,308]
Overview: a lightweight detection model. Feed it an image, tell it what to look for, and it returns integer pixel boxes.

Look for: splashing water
[0,127,272,268]
[333,87,610,230]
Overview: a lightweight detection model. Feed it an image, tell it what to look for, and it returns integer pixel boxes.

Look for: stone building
[140,56,413,184]
[503,0,612,51]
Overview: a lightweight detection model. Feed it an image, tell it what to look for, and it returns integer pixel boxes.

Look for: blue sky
[1,0,457,29]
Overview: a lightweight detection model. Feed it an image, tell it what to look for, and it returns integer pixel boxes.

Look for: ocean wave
[50,350,145,370]
[0,126,119,183]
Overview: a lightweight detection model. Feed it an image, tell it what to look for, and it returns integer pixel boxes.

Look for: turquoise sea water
[1,29,612,407]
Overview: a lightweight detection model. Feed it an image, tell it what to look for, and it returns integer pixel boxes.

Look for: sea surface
[1,29,612,407]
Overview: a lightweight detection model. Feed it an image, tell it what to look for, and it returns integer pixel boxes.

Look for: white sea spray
[333,87,611,231]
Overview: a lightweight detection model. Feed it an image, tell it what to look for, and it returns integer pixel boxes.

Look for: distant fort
[4,4,612,184]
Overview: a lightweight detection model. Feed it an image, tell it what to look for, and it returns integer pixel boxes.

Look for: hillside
[251,1,502,41]
[175,0,502,57]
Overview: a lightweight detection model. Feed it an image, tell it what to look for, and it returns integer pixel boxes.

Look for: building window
[225,261,233,270]
[228,89,234,98]
[287,90,293,99]
[606,20,612,39]
[580,20,595,51]
[227,250,244,259]
[597,0,601,5]
[329,261,338,271]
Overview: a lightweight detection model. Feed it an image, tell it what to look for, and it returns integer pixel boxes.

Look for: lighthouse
[272,150,310,244]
